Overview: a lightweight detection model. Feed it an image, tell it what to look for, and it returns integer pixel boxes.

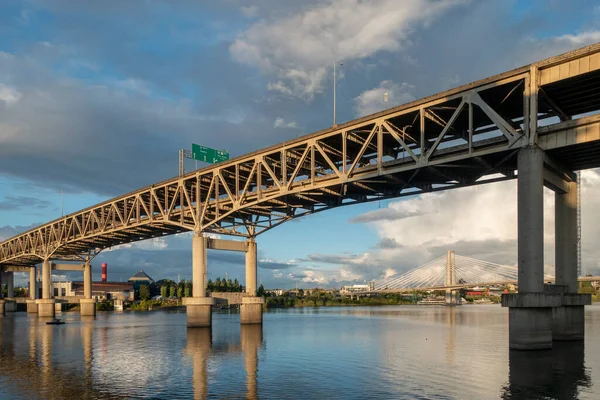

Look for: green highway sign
[191,144,229,164]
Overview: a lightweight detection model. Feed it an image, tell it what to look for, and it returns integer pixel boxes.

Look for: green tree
[215,277,222,292]
[207,279,213,292]
[177,282,184,298]
[169,284,176,298]
[233,278,240,292]
[257,283,265,297]
[222,278,229,292]
[185,281,192,297]
[160,285,168,299]
[139,284,150,301]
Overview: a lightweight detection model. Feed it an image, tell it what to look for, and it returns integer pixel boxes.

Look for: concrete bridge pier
[80,261,96,316]
[36,259,55,318]
[184,233,215,328]
[503,147,560,350]
[553,178,591,340]
[3,271,16,312]
[240,238,264,325]
[27,266,38,313]
[0,269,4,317]
[444,250,457,306]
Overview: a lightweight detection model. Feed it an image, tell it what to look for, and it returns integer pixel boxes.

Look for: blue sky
[1,0,600,288]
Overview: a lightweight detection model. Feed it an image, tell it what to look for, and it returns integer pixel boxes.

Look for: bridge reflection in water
[185,325,263,400]
[0,310,596,398]
[0,315,264,400]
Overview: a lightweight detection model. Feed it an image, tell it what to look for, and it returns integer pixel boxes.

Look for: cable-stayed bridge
[373,252,599,293]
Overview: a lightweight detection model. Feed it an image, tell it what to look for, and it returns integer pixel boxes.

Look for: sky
[1,0,600,289]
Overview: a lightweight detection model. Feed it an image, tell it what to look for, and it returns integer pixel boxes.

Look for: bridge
[370,251,599,303]
[2,43,600,349]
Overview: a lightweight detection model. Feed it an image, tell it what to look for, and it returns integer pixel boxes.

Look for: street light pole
[333,61,337,126]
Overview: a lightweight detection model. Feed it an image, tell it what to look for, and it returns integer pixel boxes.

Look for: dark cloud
[376,237,403,249]
[350,208,423,224]
[0,196,54,211]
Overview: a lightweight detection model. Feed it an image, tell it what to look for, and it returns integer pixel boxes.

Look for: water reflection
[502,342,591,399]
[241,325,263,400]
[186,328,212,400]
[185,325,264,400]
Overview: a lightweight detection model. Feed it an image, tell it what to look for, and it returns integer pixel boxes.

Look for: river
[1,304,599,399]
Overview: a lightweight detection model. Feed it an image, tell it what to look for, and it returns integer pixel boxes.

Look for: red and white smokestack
[102,263,108,283]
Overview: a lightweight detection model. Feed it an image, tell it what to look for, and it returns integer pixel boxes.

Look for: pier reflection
[186,328,212,400]
[186,325,264,400]
[241,325,263,400]
[502,341,591,399]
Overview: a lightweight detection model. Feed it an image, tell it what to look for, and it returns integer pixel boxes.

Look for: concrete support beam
[186,232,215,328]
[518,147,545,293]
[42,259,52,299]
[207,238,247,252]
[245,239,257,297]
[0,300,4,317]
[52,263,85,271]
[84,262,92,300]
[80,298,96,317]
[29,266,37,300]
[504,147,555,350]
[36,299,55,318]
[555,180,578,293]
[240,297,265,325]
[192,233,207,298]
[4,266,30,272]
[6,271,14,298]
[26,300,38,313]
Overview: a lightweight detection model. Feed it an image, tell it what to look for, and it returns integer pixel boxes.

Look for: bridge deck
[2,43,600,265]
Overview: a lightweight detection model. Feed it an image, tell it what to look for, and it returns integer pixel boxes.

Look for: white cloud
[274,117,298,129]
[0,85,22,105]
[354,80,415,117]
[230,0,467,99]
[105,237,168,252]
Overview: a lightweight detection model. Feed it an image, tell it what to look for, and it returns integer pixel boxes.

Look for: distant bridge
[371,251,600,293]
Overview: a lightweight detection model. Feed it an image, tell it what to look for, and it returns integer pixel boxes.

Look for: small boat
[46,319,65,325]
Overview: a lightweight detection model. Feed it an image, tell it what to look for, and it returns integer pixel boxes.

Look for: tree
[233,278,240,292]
[139,284,150,301]
[185,281,192,297]
[215,277,222,292]
[169,284,176,298]
[177,283,184,298]
[207,279,213,292]
[160,285,168,299]
[257,283,265,297]
[222,278,229,292]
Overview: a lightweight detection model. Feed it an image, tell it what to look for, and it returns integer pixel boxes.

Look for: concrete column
[184,232,214,328]
[555,180,578,293]
[27,266,38,313]
[553,178,587,340]
[518,147,545,293]
[0,271,4,317]
[42,260,52,299]
[29,267,37,300]
[6,272,14,298]
[246,239,257,296]
[84,262,92,299]
[241,238,264,324]
[192,233,207,298]
[503,147,558,350]
[37,260,55,318]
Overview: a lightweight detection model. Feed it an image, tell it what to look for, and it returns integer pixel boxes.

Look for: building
[340,284,370,294]
[51,281,134,301]
[128,270,154,287]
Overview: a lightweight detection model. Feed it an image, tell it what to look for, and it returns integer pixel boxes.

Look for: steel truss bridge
[2,43,600,266]
[372,253,600,293]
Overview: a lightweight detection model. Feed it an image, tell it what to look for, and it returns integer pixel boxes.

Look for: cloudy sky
[1,0,600,288]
